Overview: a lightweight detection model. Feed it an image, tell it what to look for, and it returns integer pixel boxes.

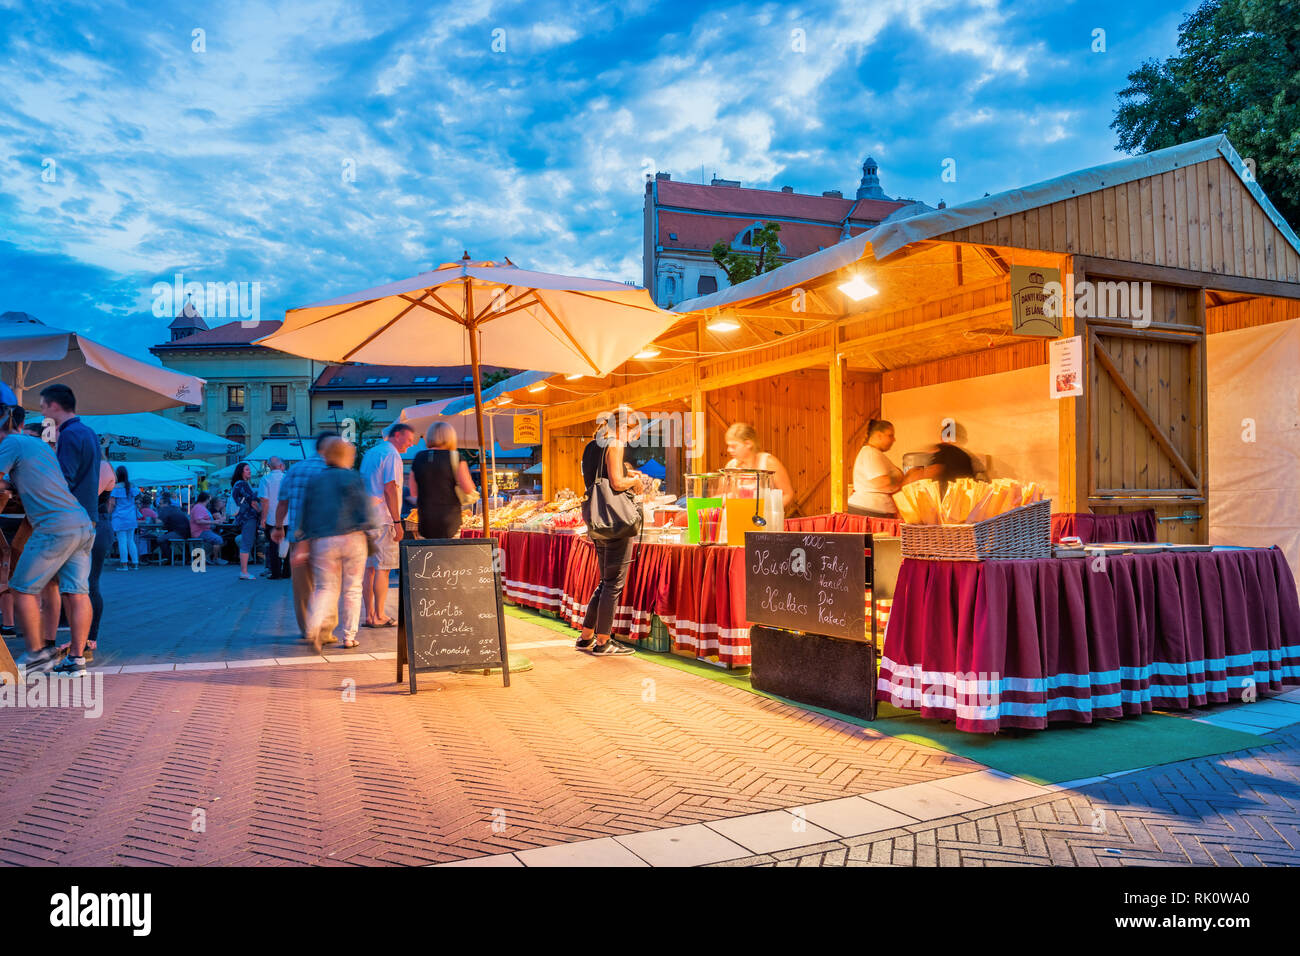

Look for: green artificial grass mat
[500,605,1264,784]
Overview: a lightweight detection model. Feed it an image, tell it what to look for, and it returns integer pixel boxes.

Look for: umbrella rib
[472,286,531,324]
[403,290,464,323]
[278,296,387,335]
[530,296,602,374]
[562,290,673,315]
[339,298,425,362]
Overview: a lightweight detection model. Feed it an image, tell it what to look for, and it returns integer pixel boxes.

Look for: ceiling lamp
[707,316,741,332]
[527,382,547,393]
[496,395,512,405]
[564,373,584,380]
[837,274,879,301]
[634,348,661,359]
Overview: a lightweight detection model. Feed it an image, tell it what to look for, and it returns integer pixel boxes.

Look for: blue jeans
[11,524,95,595]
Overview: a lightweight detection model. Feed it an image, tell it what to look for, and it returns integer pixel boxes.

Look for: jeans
[11,523,95,595]
[115,528,139,565]
[305,532,367,644]
[582,536,635,636]
[88,518,110,643]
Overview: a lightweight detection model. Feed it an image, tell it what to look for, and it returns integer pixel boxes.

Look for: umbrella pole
[466,305,490,537]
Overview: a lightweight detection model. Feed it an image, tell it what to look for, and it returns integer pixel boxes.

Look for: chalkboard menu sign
[744,532,870,642]
[396,538,510,693]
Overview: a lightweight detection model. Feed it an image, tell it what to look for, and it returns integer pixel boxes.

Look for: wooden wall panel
[881,339,1048,391]
[937,158,1300,284]
[1206,295,1300,334]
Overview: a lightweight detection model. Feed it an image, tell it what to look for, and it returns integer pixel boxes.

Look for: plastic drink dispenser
[686,473,724,544]
[721,468,779,546]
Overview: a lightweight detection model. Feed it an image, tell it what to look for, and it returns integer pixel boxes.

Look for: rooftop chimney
[710,177,741,188]
[780,186,794,193]
[655,172,671,181]
[822,189,843,198]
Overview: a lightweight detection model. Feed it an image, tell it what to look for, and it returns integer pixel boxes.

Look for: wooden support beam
[829,346,846,512]
[541,423,553,500]
[1058,255,1081,513]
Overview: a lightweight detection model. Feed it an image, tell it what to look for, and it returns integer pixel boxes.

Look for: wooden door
[1084,279,1208,543]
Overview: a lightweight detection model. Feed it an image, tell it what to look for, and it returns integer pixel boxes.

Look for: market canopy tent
[77,412,241,461]
[243,437,309,463]
[123,461,199,487]
[0,311,204,411]
[258,257,678,533]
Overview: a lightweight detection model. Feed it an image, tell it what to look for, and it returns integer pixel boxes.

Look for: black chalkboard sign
[396,538,510,693]
[744,532,870,642]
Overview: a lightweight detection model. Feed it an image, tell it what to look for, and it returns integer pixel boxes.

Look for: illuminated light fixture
[458,407,474,416]
[496,395,512,405]
[527,382,547,393]
[564,373,584,380]
[634,347,661,359]
[837,274,879,301]
[707,316,741,333]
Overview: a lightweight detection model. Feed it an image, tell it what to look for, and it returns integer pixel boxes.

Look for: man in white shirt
[257,456,287,579]
[359,424,417,627]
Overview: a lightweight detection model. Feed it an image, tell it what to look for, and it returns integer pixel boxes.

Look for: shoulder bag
[581,444,642,541]
[449,450,480,507]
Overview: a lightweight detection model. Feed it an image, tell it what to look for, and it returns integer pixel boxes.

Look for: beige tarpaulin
[1207,317,1300,588]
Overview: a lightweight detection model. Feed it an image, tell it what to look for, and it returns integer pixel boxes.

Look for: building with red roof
[643,158,931,307]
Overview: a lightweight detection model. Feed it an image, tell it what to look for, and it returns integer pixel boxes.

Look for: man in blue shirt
[40,384,109,659]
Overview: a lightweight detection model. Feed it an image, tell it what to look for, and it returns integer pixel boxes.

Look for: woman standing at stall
[847,419,903,518]
[408,422,477,539]
[109,465,140,570]
[231,462,261,581]
[575,407,643,657]
[722,422,794,512]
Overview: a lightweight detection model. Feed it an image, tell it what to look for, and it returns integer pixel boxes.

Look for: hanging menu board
[396,538,509,693]
[744,532,869,642]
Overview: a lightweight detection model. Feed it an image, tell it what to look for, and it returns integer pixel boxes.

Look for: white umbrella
[258,256,676,533]
[76,412,240,460]
[0,311,204,411]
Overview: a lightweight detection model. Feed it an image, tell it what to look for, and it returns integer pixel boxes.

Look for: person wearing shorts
[359,424,416,628]
[0,405,95,676]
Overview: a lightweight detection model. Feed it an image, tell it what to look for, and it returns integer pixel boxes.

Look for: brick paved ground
[0,610,976,865]
[710,726,1300,867]
[2,567,1298,866]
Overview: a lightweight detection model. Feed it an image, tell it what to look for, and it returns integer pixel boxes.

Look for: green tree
[1111,0,1300,228]
[345,409,379,464]
[483,368,516,389]
[712,222,784,286]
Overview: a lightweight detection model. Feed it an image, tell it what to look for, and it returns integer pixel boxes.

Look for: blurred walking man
[274,433,337,640]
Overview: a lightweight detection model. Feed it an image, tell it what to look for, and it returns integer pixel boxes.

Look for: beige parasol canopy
[0,312,204,411]
[257,257,677,533]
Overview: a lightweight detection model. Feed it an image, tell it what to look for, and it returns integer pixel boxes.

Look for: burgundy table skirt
[784,513,902,536]
[458,528,576,612]
[877,548,1300,733]
[561,538,751,667]
[1051,509,1157,544]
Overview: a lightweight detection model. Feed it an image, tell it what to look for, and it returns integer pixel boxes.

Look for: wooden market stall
[481,134,1300,728]
[508,134,1300,555]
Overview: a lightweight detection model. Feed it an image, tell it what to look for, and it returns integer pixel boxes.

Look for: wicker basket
[901,499,1052,561]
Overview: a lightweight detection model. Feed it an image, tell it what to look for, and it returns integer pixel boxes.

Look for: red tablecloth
[1051,510,1157,544]
[784,513,902,536]
[501,530,577,611]
[458,528,575,612]
[877,548,1300,733]
[561,538,751,667]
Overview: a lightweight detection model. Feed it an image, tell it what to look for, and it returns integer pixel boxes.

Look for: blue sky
[0,0,1198,363]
